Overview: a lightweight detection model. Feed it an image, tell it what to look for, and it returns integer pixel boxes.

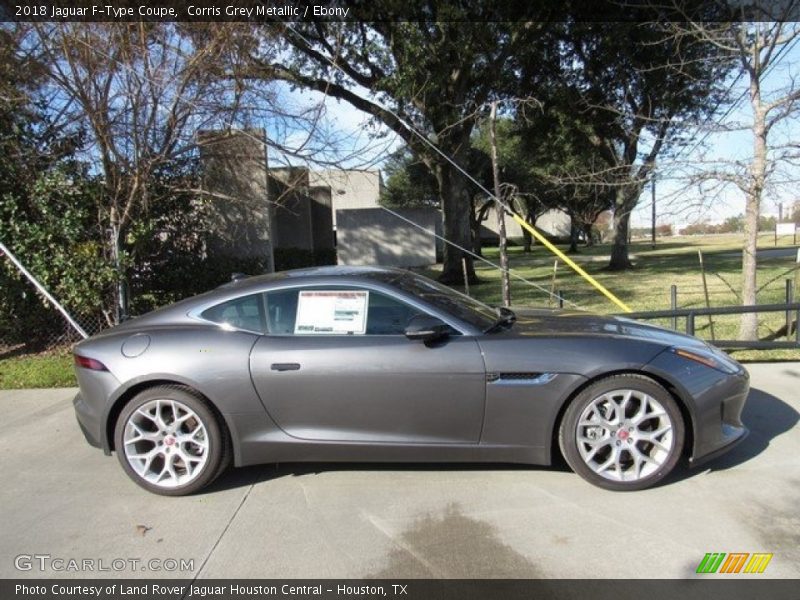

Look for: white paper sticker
[294,290,369,335]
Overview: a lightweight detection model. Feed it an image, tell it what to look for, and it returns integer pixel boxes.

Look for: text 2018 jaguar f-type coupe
[73,266,749,495]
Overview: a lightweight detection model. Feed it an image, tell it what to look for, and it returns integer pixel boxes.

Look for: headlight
[671,347,740,374]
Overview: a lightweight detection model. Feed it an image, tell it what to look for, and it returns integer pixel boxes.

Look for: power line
[677,31,800,161]
[50,24,620,310]
[379,205,584,309]
[285,24,608,309]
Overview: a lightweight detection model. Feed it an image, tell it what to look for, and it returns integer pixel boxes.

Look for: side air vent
[499,372,543,380]
[488,373,557,386]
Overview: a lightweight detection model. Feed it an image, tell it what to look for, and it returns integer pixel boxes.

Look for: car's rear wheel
[559,375,684,491]
[114,386,229,496]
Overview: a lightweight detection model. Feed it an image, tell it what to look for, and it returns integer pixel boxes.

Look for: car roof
[113,266,412,327]
[215,265,410,294]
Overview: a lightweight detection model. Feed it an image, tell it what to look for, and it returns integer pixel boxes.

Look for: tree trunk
[609,189,635,270]
[436,162,477,284]
[470,200,489,257]
[521,212,536,252]
[740,103,767,340]
[108,207,128,323]
[522,227,532,252]
[568,213,579,253]
[470,216,483,257]
[489,101,511,307]
[583,223,594,246]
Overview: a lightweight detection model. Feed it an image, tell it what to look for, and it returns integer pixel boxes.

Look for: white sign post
[775,222,797,246]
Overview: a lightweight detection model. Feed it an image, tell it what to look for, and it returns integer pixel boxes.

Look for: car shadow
[665,386,798,485]
[704,386,798,470]
[205,386,795,494]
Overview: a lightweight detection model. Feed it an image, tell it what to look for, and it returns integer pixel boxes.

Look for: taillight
[74,354,108,371]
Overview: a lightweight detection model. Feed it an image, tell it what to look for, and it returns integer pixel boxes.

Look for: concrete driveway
[1,363,798,580]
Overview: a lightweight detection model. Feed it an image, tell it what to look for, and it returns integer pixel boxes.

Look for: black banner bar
[2,0,797,23]
[2,579,799,600]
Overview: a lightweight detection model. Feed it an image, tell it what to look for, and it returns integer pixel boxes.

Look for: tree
[25,23,331,320]
[512,98,616,252]
[0,27,112,344]
[548,16,732,269]
[381,142,496,257]
[28,23,256,318]
[384,115,549,260]
[254,16,554,283]
[380,147,439,209]
[668,6,800,339]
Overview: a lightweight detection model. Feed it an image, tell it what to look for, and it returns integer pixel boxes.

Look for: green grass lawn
[423,233,800,362]
[0,350,76,389]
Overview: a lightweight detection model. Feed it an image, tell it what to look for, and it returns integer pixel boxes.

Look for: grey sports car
[73,266,749,495]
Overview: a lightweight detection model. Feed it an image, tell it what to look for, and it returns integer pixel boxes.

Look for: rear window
[201,293,266,333]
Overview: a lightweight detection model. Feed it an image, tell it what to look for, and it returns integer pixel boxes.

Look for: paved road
[1,363,798,579]
[719,247,799,260]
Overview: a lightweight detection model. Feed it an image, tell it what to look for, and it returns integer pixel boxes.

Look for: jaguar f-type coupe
[73,266,749,495]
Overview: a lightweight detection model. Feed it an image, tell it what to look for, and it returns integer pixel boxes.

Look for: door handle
[271,363,301,371]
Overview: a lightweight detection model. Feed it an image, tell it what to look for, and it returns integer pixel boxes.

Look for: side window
[265,289,299,334]
[263,287,422,335]
[201,293,266,333]
[366,292,422,335]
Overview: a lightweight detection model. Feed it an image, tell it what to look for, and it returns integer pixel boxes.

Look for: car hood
[507,308,710,350]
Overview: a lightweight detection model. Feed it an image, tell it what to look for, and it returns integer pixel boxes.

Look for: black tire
[114,385,231,496]
[559,374,685,491]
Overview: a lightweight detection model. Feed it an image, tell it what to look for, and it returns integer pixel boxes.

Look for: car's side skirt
[231,426,548,466]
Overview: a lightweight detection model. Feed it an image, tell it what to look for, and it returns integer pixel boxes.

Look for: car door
[249,285,486,444]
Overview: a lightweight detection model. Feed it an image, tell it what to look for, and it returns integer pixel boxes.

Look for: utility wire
[379,205,583,308]
[285,24,590,308]
[62,24,591,309]
[676,33,800,161]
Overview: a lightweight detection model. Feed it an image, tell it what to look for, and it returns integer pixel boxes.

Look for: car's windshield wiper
[485,306,516,333]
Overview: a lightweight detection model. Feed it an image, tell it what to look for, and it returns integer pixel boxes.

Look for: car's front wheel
[559,375,684,491]
[114,386,229,496]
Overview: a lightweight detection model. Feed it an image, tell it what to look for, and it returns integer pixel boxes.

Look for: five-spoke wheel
[559,375,684,491]
[114,386,229,496]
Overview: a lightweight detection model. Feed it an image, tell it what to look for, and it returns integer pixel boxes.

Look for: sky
[629,36,800,230]
[266,31,800,232]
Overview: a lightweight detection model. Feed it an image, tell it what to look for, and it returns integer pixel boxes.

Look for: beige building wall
[267,168,335,253]
[309,170,383,226]
[481,208,571,239]
[336,208,440,268]
[197,128,274,271]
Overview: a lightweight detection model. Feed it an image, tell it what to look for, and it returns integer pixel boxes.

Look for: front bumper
[689,368,750,464]
[689,423,748,467]
[645,349,751,465]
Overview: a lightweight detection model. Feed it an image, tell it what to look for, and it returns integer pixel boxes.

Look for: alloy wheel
[575,388,674,482]
[122,398,210,489]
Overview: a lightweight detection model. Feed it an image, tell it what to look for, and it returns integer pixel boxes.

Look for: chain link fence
[0,311,109,356]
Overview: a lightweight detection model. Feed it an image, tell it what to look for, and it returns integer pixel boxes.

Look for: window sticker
[294,290,369,335]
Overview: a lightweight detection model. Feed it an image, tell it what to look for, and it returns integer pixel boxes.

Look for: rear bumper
[72,365,121,455]
[73,392,103,450]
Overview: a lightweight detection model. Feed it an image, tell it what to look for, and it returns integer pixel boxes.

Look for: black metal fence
[622,302,800,350]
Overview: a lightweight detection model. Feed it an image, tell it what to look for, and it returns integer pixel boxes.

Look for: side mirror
[404,315,450,344]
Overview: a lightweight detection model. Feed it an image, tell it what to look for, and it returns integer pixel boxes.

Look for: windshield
[393,272,497,331]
